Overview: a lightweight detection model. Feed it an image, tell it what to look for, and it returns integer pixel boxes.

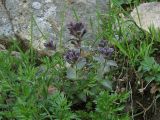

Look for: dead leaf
[150,84,160,94]
[48,85,57,94]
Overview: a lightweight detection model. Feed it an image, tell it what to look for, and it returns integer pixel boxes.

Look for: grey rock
[0,0,109,53]
[0,43,6,50]
[131,2,160,32]
[0,2,14,41]
[0,43,7,52]
[11,51,21,59]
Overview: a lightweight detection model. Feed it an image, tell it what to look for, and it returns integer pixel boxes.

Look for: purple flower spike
[44,38,56,50]
[106,48,114,56]
[98,40,107,47]
[98,40,114,57]
[64,50,80,64]
[67,22,87,39]
[98,47,114,57]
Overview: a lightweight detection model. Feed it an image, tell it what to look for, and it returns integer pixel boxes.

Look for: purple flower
[98,40,107,47]
[64,50,80,64]
[44,38,56,50]
[98,47,114,56]
[98,40,114,57]
[67,22,87,39]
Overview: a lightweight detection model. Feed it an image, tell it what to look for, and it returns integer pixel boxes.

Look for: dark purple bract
[44,38,56,50]
[67,22,86,38]
[64,50,80,64]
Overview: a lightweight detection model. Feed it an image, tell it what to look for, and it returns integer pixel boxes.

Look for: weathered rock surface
[0,43,6,51]
[0,1,15,42]
[0,0,109,52]
[131,2,160,32]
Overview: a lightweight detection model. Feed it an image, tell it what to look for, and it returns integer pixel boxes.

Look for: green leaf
[101,80,112,90]
[97,65,110,78]
[145,76,155,82]
[66,67,77,79]
[106,60,118,67]
[76,58,86,70]
[141,56,158,72]
[93,55,105,63]
[155,74,160,82]
[111,0,132,6]
[78,93,87,102]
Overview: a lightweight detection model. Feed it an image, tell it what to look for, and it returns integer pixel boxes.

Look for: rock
[0,44,6,50]
[131,2,160,32]
[0,1,15,41]
[0,0,109,53]
[0,44,7,52]
[11,51,21,59]
[0,44,21,58]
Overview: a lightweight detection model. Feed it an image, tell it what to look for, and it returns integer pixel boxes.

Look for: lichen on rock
[0,0,109,54]
[131,2,160,32]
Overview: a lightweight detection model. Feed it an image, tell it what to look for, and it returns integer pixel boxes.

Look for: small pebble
[11,51,21,59]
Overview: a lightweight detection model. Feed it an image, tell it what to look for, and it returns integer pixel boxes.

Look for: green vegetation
[0,0,160,120]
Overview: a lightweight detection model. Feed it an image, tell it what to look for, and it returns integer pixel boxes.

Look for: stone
[0,44,7,52]
[131,2,160,32]
[0,44,6,50]
[11,51,21,59]
[0,0,109,53]
[0,1,15,41]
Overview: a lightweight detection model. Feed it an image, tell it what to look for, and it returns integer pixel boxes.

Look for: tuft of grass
[1,0,160,120]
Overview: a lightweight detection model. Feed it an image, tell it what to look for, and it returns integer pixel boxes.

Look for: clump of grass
[100,0,160,119]
[1,0,160,120]
[0,37,129,119]
[0,17,129,120]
